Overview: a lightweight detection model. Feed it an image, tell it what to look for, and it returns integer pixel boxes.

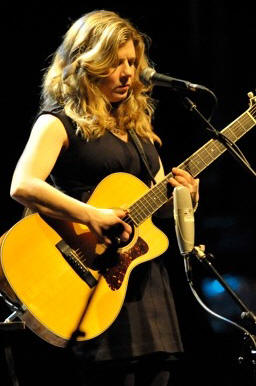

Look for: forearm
[10,178,93,224]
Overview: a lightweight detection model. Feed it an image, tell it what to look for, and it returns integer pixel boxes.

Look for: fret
[227,121,244,139]
[181,158,200,176]
[133,201,147,219]
[150,179,169,202]
[130,204,144,224]
[128,211,139,227]
[138,198,152,217]
[148,193,163,209]
[240,112,255,130]
[237,118,247,133]
[130,196,156,224]
[199,147,214,164]
[225,126,237,142]
[150,195,165,209]
[142,194,155,210]
[245,110,256,125]
[191,154,202,168]
[138,198,153,216]
[154,185,168,201]
[204,141,222,159]
[156,180,170,202]
[130,180,170,225]
[248,109,256,123]
[131,201,145,217]
[215,140,226,153]
[196,152,208,166]
[189,153,208,171]
[233,123,244,137]
[143,192,159,211]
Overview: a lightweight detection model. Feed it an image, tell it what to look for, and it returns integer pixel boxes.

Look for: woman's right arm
[10,115,131,244]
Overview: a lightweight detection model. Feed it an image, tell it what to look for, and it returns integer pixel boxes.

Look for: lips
[115,84,130,90]
[113,86,129,96]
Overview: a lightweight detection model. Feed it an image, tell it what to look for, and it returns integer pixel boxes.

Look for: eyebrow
[118,55,136,60]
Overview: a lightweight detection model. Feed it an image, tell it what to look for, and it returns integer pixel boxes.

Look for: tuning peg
[248,91,256,106]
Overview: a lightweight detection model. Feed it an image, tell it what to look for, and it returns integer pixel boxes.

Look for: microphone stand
[184,245,256,383]
[179,93,256,379]
[183,96,256,179]
[65,239,120,351]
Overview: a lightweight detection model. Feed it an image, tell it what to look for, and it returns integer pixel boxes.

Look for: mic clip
[192,245,215,262]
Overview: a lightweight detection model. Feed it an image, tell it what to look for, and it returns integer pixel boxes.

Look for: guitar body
[0,173,169,347]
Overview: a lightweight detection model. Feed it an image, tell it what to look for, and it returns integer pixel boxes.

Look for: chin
[110,93,129,103]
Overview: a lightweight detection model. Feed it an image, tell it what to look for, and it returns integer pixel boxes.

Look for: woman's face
[98,39,136,103]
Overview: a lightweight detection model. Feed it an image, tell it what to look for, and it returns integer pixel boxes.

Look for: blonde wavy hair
[41,10,161,143]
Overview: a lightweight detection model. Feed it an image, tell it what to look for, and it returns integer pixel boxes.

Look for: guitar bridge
[56,240,98,288]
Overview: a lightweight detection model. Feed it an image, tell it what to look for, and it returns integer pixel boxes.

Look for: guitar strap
[129,129,157,186]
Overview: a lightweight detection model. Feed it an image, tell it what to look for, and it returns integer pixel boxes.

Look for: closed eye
[128,59,136,66]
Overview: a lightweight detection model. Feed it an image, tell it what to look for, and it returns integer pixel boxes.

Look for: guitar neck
[128,104,256,226]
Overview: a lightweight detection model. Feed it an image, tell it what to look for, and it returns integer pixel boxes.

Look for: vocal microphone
[140,67,210,93]
[173,186,195,255]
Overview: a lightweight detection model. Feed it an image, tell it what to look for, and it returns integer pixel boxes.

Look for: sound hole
[103,214,135,248]
[91,222,136,271]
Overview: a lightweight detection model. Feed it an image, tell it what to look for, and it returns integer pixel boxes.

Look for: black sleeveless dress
[41,110,184,361]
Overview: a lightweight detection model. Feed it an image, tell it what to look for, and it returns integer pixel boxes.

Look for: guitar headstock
[248,91,256,107]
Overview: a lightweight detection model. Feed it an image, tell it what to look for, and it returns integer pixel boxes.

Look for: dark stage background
[1,1,256,385]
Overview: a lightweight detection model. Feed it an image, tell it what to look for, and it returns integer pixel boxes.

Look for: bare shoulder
[31,113,69,149]
[11,114,70,183]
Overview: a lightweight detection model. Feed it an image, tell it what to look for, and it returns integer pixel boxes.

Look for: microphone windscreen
[139,67,155,85]
[173,186,195,255]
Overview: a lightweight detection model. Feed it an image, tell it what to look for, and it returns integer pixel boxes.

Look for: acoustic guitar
[0,93,255,347]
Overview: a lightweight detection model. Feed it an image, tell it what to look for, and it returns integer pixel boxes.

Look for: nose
[121,60,133,77]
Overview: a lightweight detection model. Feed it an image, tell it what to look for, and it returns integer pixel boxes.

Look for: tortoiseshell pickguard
[103,237,148,290]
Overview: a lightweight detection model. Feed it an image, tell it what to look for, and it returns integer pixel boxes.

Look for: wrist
[79,203,96,225]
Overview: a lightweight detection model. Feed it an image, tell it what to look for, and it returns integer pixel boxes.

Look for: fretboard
[129,104,256,226]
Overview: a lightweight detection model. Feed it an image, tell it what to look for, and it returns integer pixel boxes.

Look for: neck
[111,101,122,110]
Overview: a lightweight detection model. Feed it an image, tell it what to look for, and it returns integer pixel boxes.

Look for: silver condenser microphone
[173,186,195,255]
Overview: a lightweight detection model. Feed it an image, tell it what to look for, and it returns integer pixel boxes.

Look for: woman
[10,10,199,386]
